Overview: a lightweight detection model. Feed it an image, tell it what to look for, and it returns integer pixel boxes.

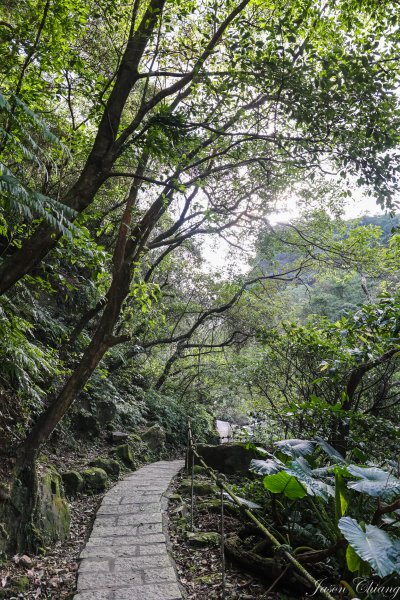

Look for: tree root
[224,533,312,591]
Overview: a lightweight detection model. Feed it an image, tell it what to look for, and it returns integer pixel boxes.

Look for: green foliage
[250,458,283,475]
[143,390,214,445]
[284,458,334,501]
[339,517,400,577]
[250,434,400,583]
[263,470,307,500]
[346,465,400,501]
[274,438,315,458]
[0,92,76,238]
[0,297,62,404]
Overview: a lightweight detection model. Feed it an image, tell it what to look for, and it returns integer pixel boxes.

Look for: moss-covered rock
[110,431,129,444]
[113,444,135,468]
[128,434,149,458]
[16,575,30,591]
[89,457,120,479]
[186,531,221,547]
[96,399,116,424]
[37,465,70,545]
[197,498,241,518]
[141,424,166,451]
[61,471,84,497]
[82,468,108,492]
[128,433,143,444]
[179,479,218,496]
[197,499,220,510]
[193,465,207,475]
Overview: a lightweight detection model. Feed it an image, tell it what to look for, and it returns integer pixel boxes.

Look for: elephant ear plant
[249,437,400,594]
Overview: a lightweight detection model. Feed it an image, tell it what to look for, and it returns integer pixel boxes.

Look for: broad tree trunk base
[0,458,39,554]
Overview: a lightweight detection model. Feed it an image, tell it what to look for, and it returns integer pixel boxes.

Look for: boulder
[113,444,135,468]
[194,443,258,474]
[110,431,129,444]
[96,400,116,425]
[72,411,100,436]
[186,531,221,547]
[89,457,120,479]
[19,555,33,568]
[82,468,108,492]
[141,424,166,451]
[37,465,70,544]
[179,479,218,496]
[61,471,84,497]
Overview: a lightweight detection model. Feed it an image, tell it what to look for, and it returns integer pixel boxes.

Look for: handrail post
[187,419,195,531]
[220,486,226,599]
[185,427,190,473]
[190,446,195,531]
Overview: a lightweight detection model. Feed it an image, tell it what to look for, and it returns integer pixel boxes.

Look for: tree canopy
[1,1,400,587]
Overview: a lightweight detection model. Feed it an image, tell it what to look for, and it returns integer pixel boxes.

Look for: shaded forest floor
[0,438,111,599]
[168,471,291,600]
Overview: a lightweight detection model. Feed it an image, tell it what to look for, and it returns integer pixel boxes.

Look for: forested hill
[253,212,400,323]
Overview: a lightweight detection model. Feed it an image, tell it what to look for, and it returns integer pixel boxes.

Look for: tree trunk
[18,260,133,464]
[8,458,39,553]
[0,0,165,296]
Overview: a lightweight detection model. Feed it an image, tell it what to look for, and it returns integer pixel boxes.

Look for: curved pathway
[74,460,184,600]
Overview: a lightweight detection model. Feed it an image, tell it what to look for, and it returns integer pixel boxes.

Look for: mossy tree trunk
[2,458,39,553]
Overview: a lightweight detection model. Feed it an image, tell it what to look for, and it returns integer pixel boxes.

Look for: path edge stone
[161,473,187,599]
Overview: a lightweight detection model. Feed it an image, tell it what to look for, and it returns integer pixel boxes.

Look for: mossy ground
[168,470,286,600]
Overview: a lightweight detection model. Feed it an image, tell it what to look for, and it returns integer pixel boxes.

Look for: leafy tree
[2,0,400,554]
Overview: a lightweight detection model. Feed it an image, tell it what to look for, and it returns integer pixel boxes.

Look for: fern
[0,299,62,404]
[0,91,76,237]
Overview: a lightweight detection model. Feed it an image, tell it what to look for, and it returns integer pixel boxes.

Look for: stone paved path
[74,460,184,600]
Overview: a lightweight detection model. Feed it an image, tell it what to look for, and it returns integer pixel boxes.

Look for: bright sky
[201,193,387,274]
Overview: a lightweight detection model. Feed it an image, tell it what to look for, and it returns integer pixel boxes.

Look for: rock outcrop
[193,443,258,474]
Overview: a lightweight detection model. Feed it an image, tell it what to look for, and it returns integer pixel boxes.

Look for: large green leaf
[274,439,314,458]
[346,543,361,573]
[315,437,345,464]
[284,457,334,502]
[263,471,307,500]
[335,470,348,520]
[338,517,400,577]
[250,458,283,475]
[347,465,400,500]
